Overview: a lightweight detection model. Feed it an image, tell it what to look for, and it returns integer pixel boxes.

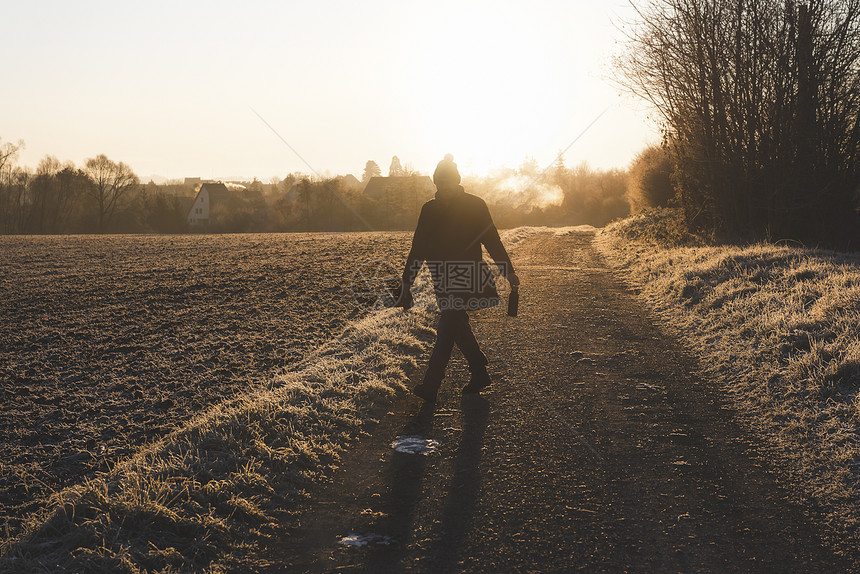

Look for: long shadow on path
[426,395,490,572]
[351,393,491,573]
[362,403,438,571]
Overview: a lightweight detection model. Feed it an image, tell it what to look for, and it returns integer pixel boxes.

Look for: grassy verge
[595,210,860,557]
[0,282,438,572]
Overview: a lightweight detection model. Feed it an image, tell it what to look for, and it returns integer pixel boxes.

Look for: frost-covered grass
[0,228,532,573]
[0,270,438,573]
[596,211,860,550]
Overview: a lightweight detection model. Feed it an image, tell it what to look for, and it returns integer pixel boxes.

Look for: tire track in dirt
[264,230,849,572]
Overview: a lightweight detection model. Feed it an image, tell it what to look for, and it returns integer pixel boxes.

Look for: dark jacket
[403,186,514,311]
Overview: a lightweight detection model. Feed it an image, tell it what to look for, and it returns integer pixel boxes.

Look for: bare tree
[54,166,90,233]
[0,138,26,234]
[83,154,139,232]
[27,156,63,233]
[27,158,90,233]
[400,162,422,176]
[617,0,860,245]
[0,168,30,234]
[0,142,22,233]
[0,138,21,174]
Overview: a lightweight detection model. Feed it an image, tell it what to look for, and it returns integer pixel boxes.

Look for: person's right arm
[399,203,431,308]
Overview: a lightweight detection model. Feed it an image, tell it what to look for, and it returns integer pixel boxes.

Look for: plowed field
[0,232,410,542]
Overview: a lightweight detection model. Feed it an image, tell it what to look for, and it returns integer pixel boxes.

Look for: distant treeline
[0,148,192,235]
[466,158,629,229]
[619,0,860,248]
[0,144,635,235]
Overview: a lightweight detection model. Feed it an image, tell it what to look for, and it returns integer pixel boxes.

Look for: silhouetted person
[397,154,519,402]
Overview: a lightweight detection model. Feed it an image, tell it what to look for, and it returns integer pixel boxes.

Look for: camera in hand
[507,286,519,317]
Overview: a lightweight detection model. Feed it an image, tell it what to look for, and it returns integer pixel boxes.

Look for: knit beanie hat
[433,154,461,187]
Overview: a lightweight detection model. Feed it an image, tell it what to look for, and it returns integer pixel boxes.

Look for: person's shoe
[412,382,438,402]
[463,370,492,394]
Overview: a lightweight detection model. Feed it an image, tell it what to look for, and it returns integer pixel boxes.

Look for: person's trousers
[423,309,488,387]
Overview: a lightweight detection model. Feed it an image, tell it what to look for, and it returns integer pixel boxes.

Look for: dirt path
[264,230,849,572]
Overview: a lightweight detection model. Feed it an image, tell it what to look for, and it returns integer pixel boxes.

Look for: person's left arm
[479,202,519,287]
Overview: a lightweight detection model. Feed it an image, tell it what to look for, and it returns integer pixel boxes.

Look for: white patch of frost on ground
[555,225,596,235]
[497,226,593,250]
[390,435,440,455]
[337,532,393,547]
[498,226,550,246]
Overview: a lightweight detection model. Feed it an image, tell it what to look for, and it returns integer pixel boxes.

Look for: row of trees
[268,178,420,232]
[464,158,630,229]
[272,162,632,233]
[0,142,641,234]
[0,142,154,234]
[619,0,860,246]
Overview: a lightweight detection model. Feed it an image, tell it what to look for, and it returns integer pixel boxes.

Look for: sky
[2,0,659,182]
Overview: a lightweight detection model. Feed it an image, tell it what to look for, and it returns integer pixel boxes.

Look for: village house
[337,174,363,193]
[186,182,263,228]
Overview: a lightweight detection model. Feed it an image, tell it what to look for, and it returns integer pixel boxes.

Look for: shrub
[627,144,675,213]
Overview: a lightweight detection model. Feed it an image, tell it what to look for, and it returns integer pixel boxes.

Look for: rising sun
[403,5,567,175]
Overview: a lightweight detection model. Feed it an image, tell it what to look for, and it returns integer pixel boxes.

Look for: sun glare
[406,6,566,175]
